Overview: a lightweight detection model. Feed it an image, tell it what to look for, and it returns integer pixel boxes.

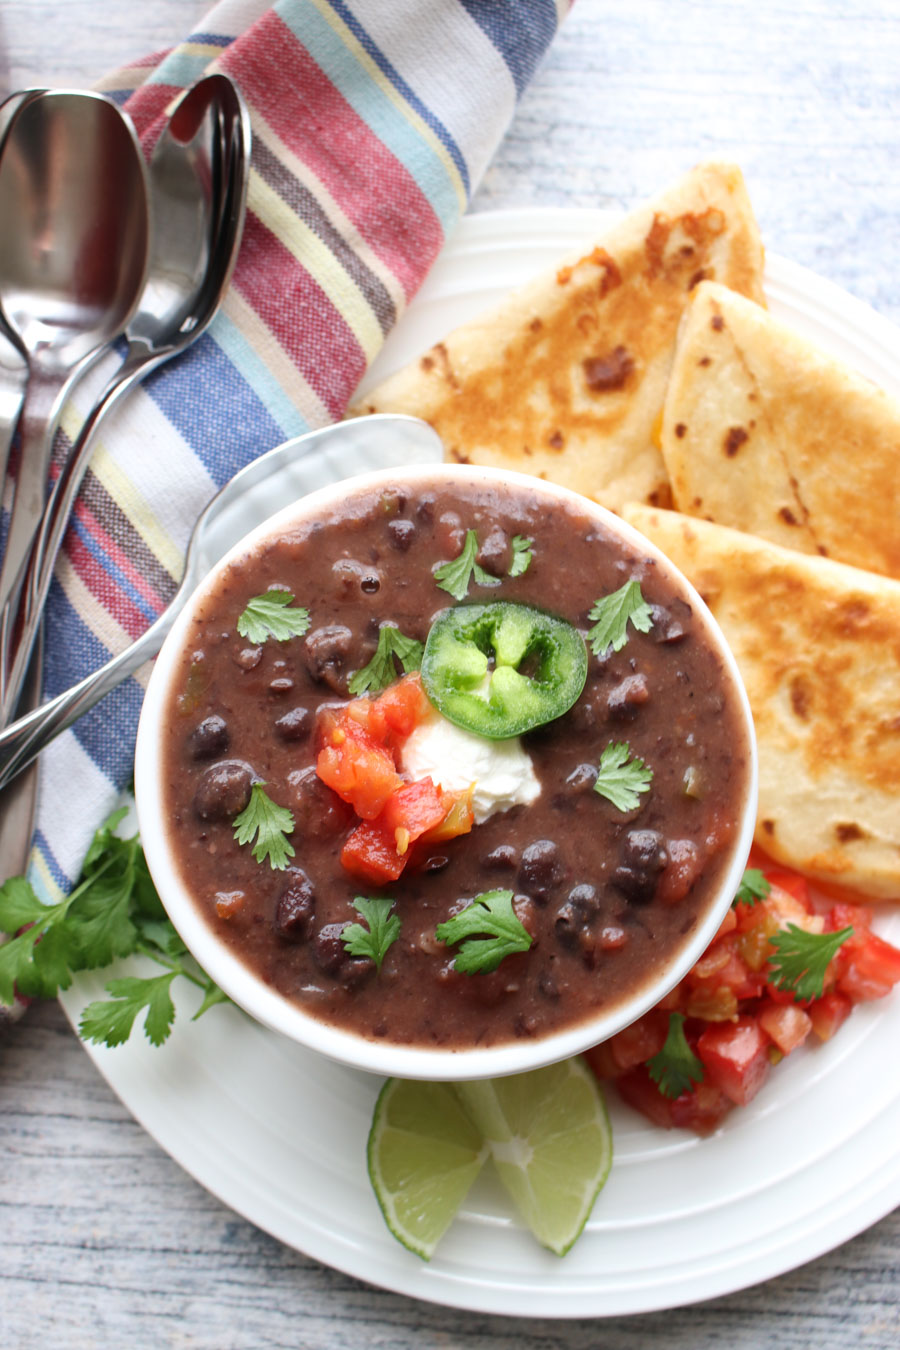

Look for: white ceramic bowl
[136,462,758,1080]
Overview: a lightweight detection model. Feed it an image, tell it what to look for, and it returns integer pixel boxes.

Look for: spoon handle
[0,368,62,612]
[0,342,172,726]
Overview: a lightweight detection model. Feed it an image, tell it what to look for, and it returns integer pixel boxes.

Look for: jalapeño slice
[421,601,588,739]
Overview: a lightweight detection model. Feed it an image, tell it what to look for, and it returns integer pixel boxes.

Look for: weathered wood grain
[3,3,900,1347]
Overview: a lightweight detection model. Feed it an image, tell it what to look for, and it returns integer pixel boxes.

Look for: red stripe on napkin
[234,212,366,417]
[219,14,443,300]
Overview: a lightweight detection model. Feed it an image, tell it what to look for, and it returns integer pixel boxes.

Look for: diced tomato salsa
[317,673,475,886]
[584,856,900,1135]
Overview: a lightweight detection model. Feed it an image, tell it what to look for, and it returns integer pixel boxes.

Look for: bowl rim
[135,460,758,1081]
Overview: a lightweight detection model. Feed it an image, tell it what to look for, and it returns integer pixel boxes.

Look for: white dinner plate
[59,209,900,1317]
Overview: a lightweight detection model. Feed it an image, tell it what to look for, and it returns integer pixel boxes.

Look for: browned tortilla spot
[836,823,865,842]
[584,346,634,392]
[711,314,725,331]
[675,423,687,439]
[724,426,749,457]
[779,507,798,525]
[790,676,812,720]
[762,819,775,836]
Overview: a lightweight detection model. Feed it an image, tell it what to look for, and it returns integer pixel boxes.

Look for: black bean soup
[161,477,751,1049]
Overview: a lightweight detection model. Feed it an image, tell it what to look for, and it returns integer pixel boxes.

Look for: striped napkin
[23,0,568,905]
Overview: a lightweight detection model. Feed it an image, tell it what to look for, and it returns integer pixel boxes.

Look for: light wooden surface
[3,3,900,1347]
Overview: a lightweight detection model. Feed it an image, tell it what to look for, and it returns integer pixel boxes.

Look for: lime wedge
[367,1078,488,1260]
[455,1058,613,1256]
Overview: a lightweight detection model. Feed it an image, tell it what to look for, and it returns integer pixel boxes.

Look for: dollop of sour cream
[400,711,541,825]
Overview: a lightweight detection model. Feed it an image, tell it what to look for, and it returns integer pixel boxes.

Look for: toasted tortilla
[621,504,900,899]
[661,280,900,578]
[352,162,765,512]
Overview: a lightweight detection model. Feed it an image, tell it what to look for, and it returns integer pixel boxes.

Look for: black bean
[610,829,669,903]
[189,714,229,761]
[416,494,436,524]
[275,706,311,741]
[565,763,597,793]
[304,624,354,693]
[477,526,510,576]
[312,922,347,975]
[568,883,600,920]
[538,971,560,1000]
[339,956,375,989]
[287,767,352,836]
[519,839,564,901]
[607,673,649,720]
[554,903,580,949]
[422,854,449,873]
[193,760,254,821]
[652,598,692,644]
[273,870,316,942]
[484,843,518,869]
[387,518,416,551]
[331,559,382,597]
[235,645,262,670]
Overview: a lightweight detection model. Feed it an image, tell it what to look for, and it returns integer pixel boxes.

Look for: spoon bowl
[0,75,251,722]
[0,89,149,617]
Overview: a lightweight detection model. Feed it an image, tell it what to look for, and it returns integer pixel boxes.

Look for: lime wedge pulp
[455,1059,613,1256]
[367,1078,488,1260]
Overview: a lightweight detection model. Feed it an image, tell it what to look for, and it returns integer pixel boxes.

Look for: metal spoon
[0,92,46,887]
[0,74,251,724]
[0,89,149,617]
[0,415,444,792]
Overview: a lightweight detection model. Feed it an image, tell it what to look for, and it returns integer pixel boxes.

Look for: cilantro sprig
[435,889,532,974]
[236,589,310,644]
[592,741,653,812]
[588,580,654,657]
[342,897,401,971]
[647,1012,705,1099]
[434,529,502,601]
[508,534,534,577]
[767,924,854,1002]
[0,807,228,1048]
[232,783,295,869]
[348,625,424,696]
[733,868,771,909]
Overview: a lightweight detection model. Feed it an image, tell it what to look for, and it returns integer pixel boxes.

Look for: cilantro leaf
[348,625,424,696]
[588,580,654,657]
[733,868,771,909]
[232,783,295,869]
[79,972,178,1047]
[236,589,310,644]
[0,805,233,1047]
[593,741,653,812]
[647,1012,705,1099]
[767,924,854,1002]
[435,889,532,974]
[0,874,57,932]
[508,535,534,578]
[341,897,401,971]
[434,530,502,601]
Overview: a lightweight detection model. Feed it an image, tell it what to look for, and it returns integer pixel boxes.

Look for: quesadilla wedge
[621,503,900,899]
[661,280,900,578]
[353,162,765,511]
